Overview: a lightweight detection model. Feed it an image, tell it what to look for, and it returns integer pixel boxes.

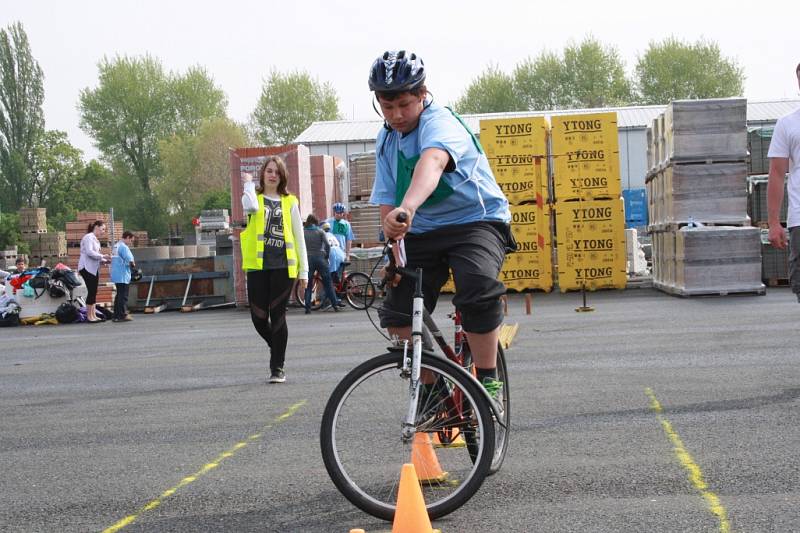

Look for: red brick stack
[130,231,149,247]
[65,212,124,306]
[310,154,335,221]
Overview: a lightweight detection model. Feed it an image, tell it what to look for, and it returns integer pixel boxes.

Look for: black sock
[476,367,497,382]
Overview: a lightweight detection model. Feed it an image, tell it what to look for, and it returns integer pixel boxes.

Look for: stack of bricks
[348,152,376,200]
[310,154,335,221]
[18,207,69,268]
[347,151,380,247]
[0,247,19,271]
[348,203,382,247]
[550,112,626,292]
[18,208,47,234]
[480,117,553,293]
[65,212,123,305]
[131,231,149,248]
[646,98,763,296]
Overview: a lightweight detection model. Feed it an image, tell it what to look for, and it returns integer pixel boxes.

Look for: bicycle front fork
[401,294,425,442]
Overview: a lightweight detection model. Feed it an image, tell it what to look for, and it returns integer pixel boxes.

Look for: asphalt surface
[1,288,799,533]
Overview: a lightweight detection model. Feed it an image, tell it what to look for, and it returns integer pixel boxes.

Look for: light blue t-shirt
[325,217,355,249]
[370,101,510,233]
[110,241,134,284]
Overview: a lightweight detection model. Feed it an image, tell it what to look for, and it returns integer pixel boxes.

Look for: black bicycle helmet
[368,50,425,93]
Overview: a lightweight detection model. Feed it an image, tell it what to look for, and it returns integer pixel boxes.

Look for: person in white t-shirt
[767,62,800,300]
[321,221,346,283]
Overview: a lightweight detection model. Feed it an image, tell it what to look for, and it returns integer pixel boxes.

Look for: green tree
[513,36,633,110]
[157,117,246,227]
[513,51,572,110]
[251,70,341,145]
[453,65,520,114]
[635,37,744,104]
[0,22,45,212]
[171,66,228,136]
[563,37,632,108]
[28,132,111,230]
[78,55,227,235]
[30,130,84,207]
[0,213,28,253]
[200,189,231,211]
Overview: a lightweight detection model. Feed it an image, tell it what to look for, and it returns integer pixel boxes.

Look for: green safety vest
[240,193,299,277]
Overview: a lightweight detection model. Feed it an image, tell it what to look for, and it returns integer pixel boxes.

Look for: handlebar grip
[396,212,408,223]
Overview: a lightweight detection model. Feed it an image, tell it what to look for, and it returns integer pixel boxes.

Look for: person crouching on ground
[241,156,309,384]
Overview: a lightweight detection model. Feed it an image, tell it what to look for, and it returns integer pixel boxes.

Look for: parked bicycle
[295,262,377,310]
[319,235,510,521]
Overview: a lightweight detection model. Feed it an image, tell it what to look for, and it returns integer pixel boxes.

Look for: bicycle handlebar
[380,211,417,286]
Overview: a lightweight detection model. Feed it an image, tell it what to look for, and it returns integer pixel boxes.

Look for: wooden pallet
[766,277,790,287]
[646,156,749,180]
[653,280,766,297]
[647,220,751,233]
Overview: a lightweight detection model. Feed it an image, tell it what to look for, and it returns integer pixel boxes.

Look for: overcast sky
[3,0,799,160]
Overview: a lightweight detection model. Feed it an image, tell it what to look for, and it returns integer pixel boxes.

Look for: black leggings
[80,268,99,305]
[246,268,293,372]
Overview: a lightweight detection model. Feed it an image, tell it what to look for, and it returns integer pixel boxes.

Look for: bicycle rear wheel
[463,343,510,474]
[320,352,495,521]
[295,275,323,310]
[344,272,376,310]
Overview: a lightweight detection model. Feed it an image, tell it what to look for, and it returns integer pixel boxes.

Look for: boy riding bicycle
[368,50,516,397]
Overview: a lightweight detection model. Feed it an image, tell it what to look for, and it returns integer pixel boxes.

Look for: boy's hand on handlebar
[383,207,412,241]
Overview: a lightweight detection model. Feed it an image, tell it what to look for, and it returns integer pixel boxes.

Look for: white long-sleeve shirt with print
[241,181,308,280]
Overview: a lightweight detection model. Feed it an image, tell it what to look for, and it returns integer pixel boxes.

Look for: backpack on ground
[55,302,80,324]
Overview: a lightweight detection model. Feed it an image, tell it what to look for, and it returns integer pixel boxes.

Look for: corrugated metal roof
[295,99,800,144]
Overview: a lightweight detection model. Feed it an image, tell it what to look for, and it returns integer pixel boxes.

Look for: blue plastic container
[622,188,648,228]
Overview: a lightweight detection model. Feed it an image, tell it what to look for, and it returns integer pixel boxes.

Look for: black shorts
[379,221,514,334]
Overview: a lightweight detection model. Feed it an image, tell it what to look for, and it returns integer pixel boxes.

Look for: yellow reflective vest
[240,193,299,278]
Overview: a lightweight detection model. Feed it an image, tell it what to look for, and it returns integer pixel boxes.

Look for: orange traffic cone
[411,432,449,484]
[392,463,437,533]
[431,429,466,448]
[349,530,365,533]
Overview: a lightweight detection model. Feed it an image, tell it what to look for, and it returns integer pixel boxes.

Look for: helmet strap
[371,96,391,130]
[372,92,434,131]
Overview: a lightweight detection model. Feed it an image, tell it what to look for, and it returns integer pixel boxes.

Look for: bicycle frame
[385,242,504,441]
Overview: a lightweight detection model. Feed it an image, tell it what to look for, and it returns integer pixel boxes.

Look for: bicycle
[294,261,377,310]
[319,231,510,521]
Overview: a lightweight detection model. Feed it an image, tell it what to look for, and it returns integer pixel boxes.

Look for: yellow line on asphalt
[101,400,306,533]
[645,388,730,533]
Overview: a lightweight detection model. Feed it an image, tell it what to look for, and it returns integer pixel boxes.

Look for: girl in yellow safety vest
[241,156,308,384]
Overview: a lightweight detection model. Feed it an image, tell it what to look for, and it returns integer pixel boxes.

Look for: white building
[295,99,800,191]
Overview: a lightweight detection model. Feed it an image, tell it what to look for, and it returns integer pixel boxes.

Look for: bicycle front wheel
[320,352,495,521]
[344,272,376,310]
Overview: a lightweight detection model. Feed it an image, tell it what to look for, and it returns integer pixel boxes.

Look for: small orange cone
[411,432,449,484]
[431,429,466,448]
[349,530,366,533]
[392,463,436,533]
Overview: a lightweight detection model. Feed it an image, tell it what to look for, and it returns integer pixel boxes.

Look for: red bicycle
[294,262,377,310]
